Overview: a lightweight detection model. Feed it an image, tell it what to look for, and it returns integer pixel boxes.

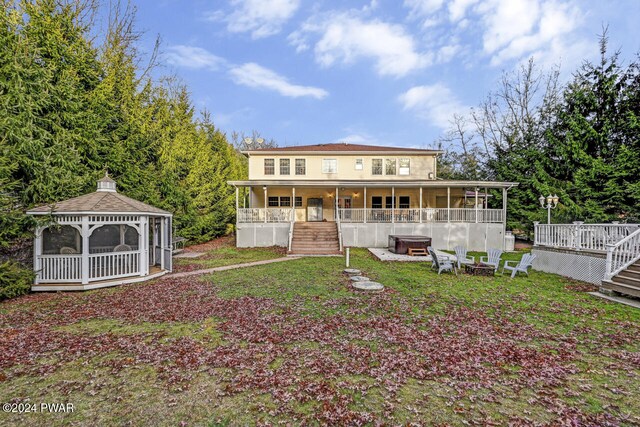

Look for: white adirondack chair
[480,248,503,272]
[428,247,457,275]
[454,246,474,269]
[502,253,536,278]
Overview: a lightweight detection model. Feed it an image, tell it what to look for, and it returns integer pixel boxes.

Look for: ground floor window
[371,196,382,209]
[399,196,410,208]
[280,196,291,207]
[295,196,303,207]
[268,196,279,207]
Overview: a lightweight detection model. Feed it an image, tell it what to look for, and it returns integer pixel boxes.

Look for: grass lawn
[173,243,286,273]
[1,246,639,426]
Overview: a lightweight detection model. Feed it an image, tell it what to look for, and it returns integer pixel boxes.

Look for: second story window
[280,159,290,175]
[322,159,337,174]
[399,158,410,175]
[295,159,306,175]
[385,159,396,175]
[355,159,363,170]
[372,159,383,175]
[264,159,275,175]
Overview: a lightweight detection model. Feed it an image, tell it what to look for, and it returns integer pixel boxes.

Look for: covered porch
[229,180,513,225]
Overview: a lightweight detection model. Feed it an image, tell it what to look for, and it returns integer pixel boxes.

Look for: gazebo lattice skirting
[27,174,173,291]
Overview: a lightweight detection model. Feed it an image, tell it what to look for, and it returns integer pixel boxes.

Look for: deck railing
[605,228,640,279]
[237,208,293,223]
[336,208,504,224]
[534,223,640,252]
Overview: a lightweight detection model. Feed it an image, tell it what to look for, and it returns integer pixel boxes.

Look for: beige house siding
[248,154,437,181]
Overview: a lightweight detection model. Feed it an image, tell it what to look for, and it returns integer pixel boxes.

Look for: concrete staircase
[601,260,640,298]
[289,222,341,255]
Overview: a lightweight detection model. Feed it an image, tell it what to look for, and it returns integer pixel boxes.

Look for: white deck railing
[605,228,640,280]
[89,251,140,281]
[237,208,294,223]
[336,208,504,224]
[38,254,82,283]
[535,223,640,252]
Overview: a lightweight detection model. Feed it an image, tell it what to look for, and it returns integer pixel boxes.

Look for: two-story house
[228,143,517,254]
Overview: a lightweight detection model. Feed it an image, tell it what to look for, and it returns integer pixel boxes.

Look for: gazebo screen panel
[42,225,82,255]
[89,225,139,254]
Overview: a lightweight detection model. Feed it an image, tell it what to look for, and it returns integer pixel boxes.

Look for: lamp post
[539,194,559,224]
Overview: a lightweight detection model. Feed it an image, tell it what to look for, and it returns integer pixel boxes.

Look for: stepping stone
[343,268,361,275]
[173,251,205,259]
[350,275,370,282]
[352,281,384,291]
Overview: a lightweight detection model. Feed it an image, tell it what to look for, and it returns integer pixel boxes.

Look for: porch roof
[228,180,518,189]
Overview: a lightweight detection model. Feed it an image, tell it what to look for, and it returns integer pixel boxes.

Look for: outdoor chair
[59,246,78,254]
[480,248,503,272]
[428,247,457,275]
[114,244,132,252]
[502,253,536,278]
[454,246,475,269]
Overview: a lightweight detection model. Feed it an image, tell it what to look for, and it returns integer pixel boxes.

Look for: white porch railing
[605,228,640,280]
[38,254,82,283]
[89,251,140,281]
[237,208,293,223]
[336,208,504,224]
[534,223,640,252]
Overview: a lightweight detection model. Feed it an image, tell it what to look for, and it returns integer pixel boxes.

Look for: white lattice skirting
[532,247,606,285]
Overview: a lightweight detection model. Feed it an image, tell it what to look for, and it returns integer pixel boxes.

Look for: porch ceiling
[228,180,518,189]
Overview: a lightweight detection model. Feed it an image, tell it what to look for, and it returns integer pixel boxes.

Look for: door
[338,197,352,220]
[307,198,323,222]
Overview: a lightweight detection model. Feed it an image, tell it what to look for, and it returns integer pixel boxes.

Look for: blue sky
[122,0,640,149]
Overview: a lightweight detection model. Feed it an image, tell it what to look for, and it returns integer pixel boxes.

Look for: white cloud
[404,0,445,17]
[402,0,586,68]
[165,45,226,70]
[398,84,467,128]
[214,0,300,39]
[289,12,429,77]
[229,63,329,99]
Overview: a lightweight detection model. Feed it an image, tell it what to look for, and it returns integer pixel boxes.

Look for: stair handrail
[605,227,640,280]
[336,216,343,253]
[287,218,294,253]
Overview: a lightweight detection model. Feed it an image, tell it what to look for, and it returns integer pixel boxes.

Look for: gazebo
[26,174,173,291]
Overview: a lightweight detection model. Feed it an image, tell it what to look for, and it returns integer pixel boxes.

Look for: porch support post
[335,186,339,220]
[447,187,451,223]
[419,187,423,223]
[475,187,479,223]
[364,186,367,223]
[502,187,507,223]
[81,216,89,285]
[391,186,395,223]
[119,225,125,245]
[292,187,296,222]
[235,187,239,215]
[33,226,43,284]
[263,186,267,223]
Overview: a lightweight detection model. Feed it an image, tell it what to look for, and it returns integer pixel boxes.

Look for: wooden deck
[32,266,167,292]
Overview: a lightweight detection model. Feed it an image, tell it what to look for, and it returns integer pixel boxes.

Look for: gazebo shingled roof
[27,180,170,215]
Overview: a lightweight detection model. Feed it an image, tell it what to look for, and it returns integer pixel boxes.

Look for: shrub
[0,261,33,301]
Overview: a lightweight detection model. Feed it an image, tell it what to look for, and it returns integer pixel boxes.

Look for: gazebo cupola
[26,174,173,291]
